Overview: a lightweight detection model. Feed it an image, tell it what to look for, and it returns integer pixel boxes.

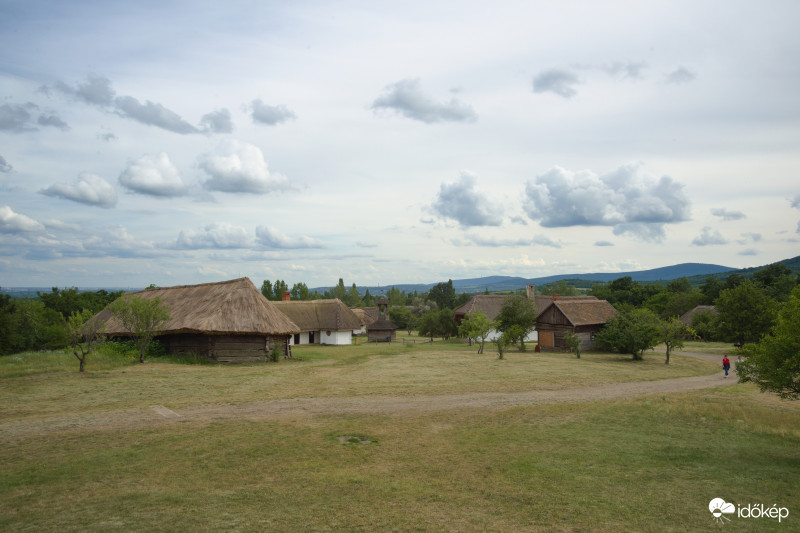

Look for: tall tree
[715,280,777,347]
[261,280,273,300]
[290,282,310,301]
[738,286,800,399]
[428,280,456,310]
[108,295,170,363]
[345,283,362,307]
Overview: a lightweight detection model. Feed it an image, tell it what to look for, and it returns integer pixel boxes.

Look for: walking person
[722,355,731,378]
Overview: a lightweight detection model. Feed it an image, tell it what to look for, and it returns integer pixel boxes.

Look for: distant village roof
[679,305,717,325]
[350,307,377,328]
[273,299,362,332]
[94,277,300,336]
[454,293,597,321]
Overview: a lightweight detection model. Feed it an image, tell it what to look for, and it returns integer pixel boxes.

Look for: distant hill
[316,257,800,295]
[313,262,739,295]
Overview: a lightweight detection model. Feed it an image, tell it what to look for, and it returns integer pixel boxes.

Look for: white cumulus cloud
[0,206,45,233]
[371,78,477,124]
[255,226,325,249]
[40,172,118,208]
[119,153,187,197]
[199,139,290,194]
[430,172,503,227]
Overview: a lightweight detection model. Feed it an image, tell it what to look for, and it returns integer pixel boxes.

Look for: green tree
[388,306,413,330]
[540,280,579,296]
[738,286,800,399]
[564,331,582,359]
[595,308,661,360]
[417,308,457,341]
[344,283,362,307]
[66,309,104,372]
[428,280,456,310]
[496,295,537,352]
[691,310,719,342]
[362,288,375,307]
[715,280,777,347]
[458,310,495,354]
[290,282,310,300]
[108,295,170,363]
[385,286,406,307]
[330,278,347,301]
[261,280,273,300]
[700,276,724,305]
[658,317,695,365]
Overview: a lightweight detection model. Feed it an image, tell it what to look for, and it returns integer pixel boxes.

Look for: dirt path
[0,352,737,441]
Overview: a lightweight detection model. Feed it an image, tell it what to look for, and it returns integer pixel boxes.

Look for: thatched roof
[453,295,508,320]
[679,305,717,325]
[93,277,300,336]
[350,308,377,327]
[273,299,362,332]
[538,299,618,327]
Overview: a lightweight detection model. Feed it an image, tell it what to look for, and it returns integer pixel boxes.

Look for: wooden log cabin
[535,299,618,352]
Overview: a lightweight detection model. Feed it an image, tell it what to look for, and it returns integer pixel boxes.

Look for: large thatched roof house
[273,298,362,345]
[93,277,300,362]
[535,299,618,351]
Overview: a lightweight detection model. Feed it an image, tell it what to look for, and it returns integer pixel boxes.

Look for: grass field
[1,340,798,531]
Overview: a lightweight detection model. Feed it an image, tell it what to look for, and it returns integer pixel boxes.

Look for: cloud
[255,226,325,249]
[174,222,253,249]
[665,67,696,84]
[52,75,116,105]
[532,69,580,98]
[0,103,36,132]
[0,103,66,132]
[200,108,234,133]
[114,95,200,134]
[80,225,160,258]
[692,226,728,246]
[371,78,478,124]
[199,139,290,194]
[792,195,800,209]
[37,112,70,130]
[39,172,118,208]
[600,61,647,79]
[457,233,562,248]
[49,75,216,135]
[98,132,117,142]
[430,172,503,227]
[737,232,761,244]
[739,248,758,256]
[0,155,12,173]
[595,240,614,247]
[118,153,187,197]
[250,100,296,126]
[0,206,45,233]
[711,207,746,221]
[356,241,378,248]
[523,162,690,242]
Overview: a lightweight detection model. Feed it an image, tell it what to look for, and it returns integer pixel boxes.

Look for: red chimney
[282,291,291,301]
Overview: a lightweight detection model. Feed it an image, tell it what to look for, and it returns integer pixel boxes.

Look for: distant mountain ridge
[351,262,737,294]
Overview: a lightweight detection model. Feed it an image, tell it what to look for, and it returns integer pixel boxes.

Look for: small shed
[536,299,617,351]
[273,298,362,345]
[92,277,300,362]
[366,298,398,342]
[349,307,376,335]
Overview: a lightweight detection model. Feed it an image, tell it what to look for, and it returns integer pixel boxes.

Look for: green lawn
[1,342,798,532]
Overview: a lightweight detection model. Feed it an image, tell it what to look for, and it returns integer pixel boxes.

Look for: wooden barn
[93,277,300,362]
[535,299,617,352]
[273,298,362,345]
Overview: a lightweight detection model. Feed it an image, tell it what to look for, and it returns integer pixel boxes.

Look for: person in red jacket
[722,355,731,377]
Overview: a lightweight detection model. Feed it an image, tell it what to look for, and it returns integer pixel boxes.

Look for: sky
[1,0,799,289]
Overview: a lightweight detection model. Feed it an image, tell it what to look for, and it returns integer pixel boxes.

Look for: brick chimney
[282,291,291,301]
